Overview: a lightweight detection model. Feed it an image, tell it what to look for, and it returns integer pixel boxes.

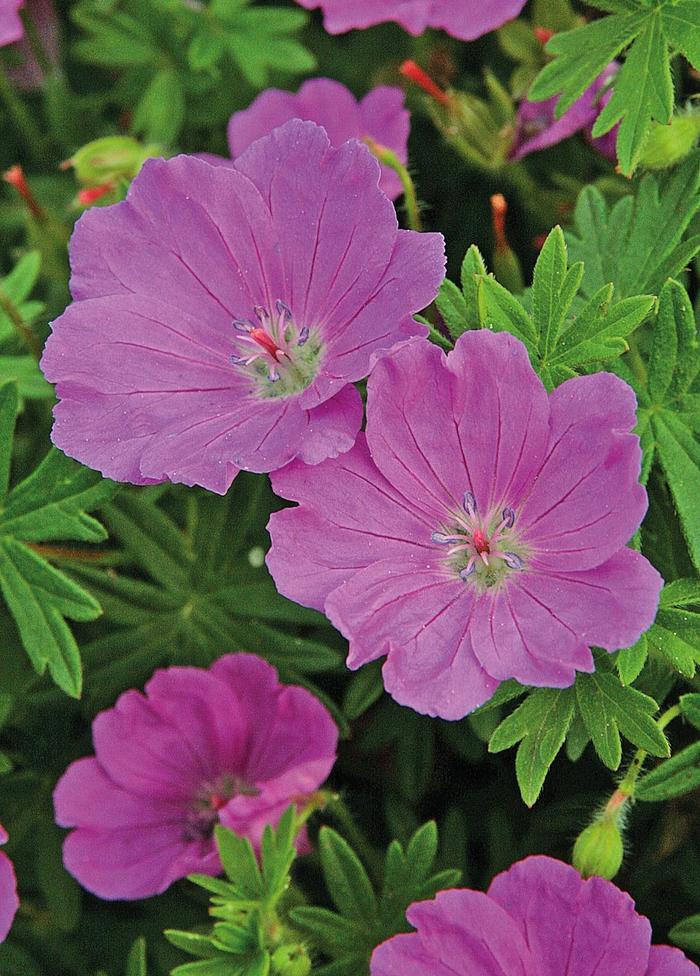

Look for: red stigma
[534,26,554,45]
[400,60,451,107]
[3,165,47,220]
[209,793,226,811]
[473,529,490,555]
[250,327,283,359]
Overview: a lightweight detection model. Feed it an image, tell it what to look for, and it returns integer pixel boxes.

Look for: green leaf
[617,636,648,685]
[0,539,92,697]
[435,278,468,340]
[575,672,669,770]
[293,821,456,973]
[680,693,700,729]
[319,828,378,925]
[567,159,700,299]
[653,411,700,573]
[0,382,18,503]
[489,688,575,806]
[343,661,384,720]
[132,68,185,144]
[532,227,579,358]
[635,742,700,801]
[592,11,673,173]
[670,914,700,954]
[0,357,53,400]
[529,1,696,174]
[125,937,148,976]
[214,826,264,901]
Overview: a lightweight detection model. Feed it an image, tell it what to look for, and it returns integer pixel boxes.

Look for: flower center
[432,491,526,589]
[183,774,259,842]
[231,300,321,399]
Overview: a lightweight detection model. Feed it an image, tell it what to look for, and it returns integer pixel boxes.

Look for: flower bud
[66,136,159,187]
[639,113,700,171]
[271,944,312,976]
[573,817,624,880]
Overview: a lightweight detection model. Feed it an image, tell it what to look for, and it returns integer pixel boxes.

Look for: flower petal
[325,557,499,718]
[470,585,594,687]
[0,849,18,943]
[646,946,700,976]
[406,889,536,975]
[488,855,653,976]
[519,373,647,570]
[61,824,212,900]
[521,548,662,653]
[296,384,363,465]
[268,434,432,610]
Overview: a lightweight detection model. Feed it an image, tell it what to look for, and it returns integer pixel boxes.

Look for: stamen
[233,318,255,333]
[254,305,269,324]
[502,507,515,528]
[459,559,476,581]
[462,491,477,519]
[432,532,463,545]
[503,552,524,570]
[297,326,310,346]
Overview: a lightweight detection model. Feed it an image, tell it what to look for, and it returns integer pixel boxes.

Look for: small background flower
[294,0,527,40]
[226,78,410,200]
[53,653,338,900]
[371,855,699,976]
[511,64,619,161]
[0,0,24,47]
[0,826,19,943]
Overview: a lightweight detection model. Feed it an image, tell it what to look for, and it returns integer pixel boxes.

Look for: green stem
[626,334,648,389]
[616,702,681,800]
[19,8,54,79]
[364,138,422,232]
[0,288,42,359]
[0,63,43,163]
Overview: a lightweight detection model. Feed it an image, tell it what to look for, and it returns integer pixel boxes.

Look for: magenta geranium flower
[371,856,699,976]
[511,64,619,162]
[40,120,444,494]
[53,653,338,900]
[0,826,19,942]
[227,79,410,200]
[8,0,59,89]
[0,0,24,47]
[294,0,527,40]
[268,330,662,719]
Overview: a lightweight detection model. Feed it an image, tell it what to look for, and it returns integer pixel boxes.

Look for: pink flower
[227,79,410,201]
[511,65,619,162]
[41,120,444,494]
[53,653,338,900]
[371,856,699,976]
[0,0,24,47]
[267,331,662,719]
[0,826,19,942]
[295,0,527,40]
[7,0,60,90]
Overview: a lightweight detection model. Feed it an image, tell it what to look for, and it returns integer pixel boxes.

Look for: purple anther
[432,531,463,545]
[230,355,248,366]
[268,366,280,383]
[459,562,476,581]
[276,299,293,320]
[503,552,524,570]
[462,491,477,519]
[232,318,254,333]
[502,507,515,528]
[297,326,310,346]
[254,305,270,323]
